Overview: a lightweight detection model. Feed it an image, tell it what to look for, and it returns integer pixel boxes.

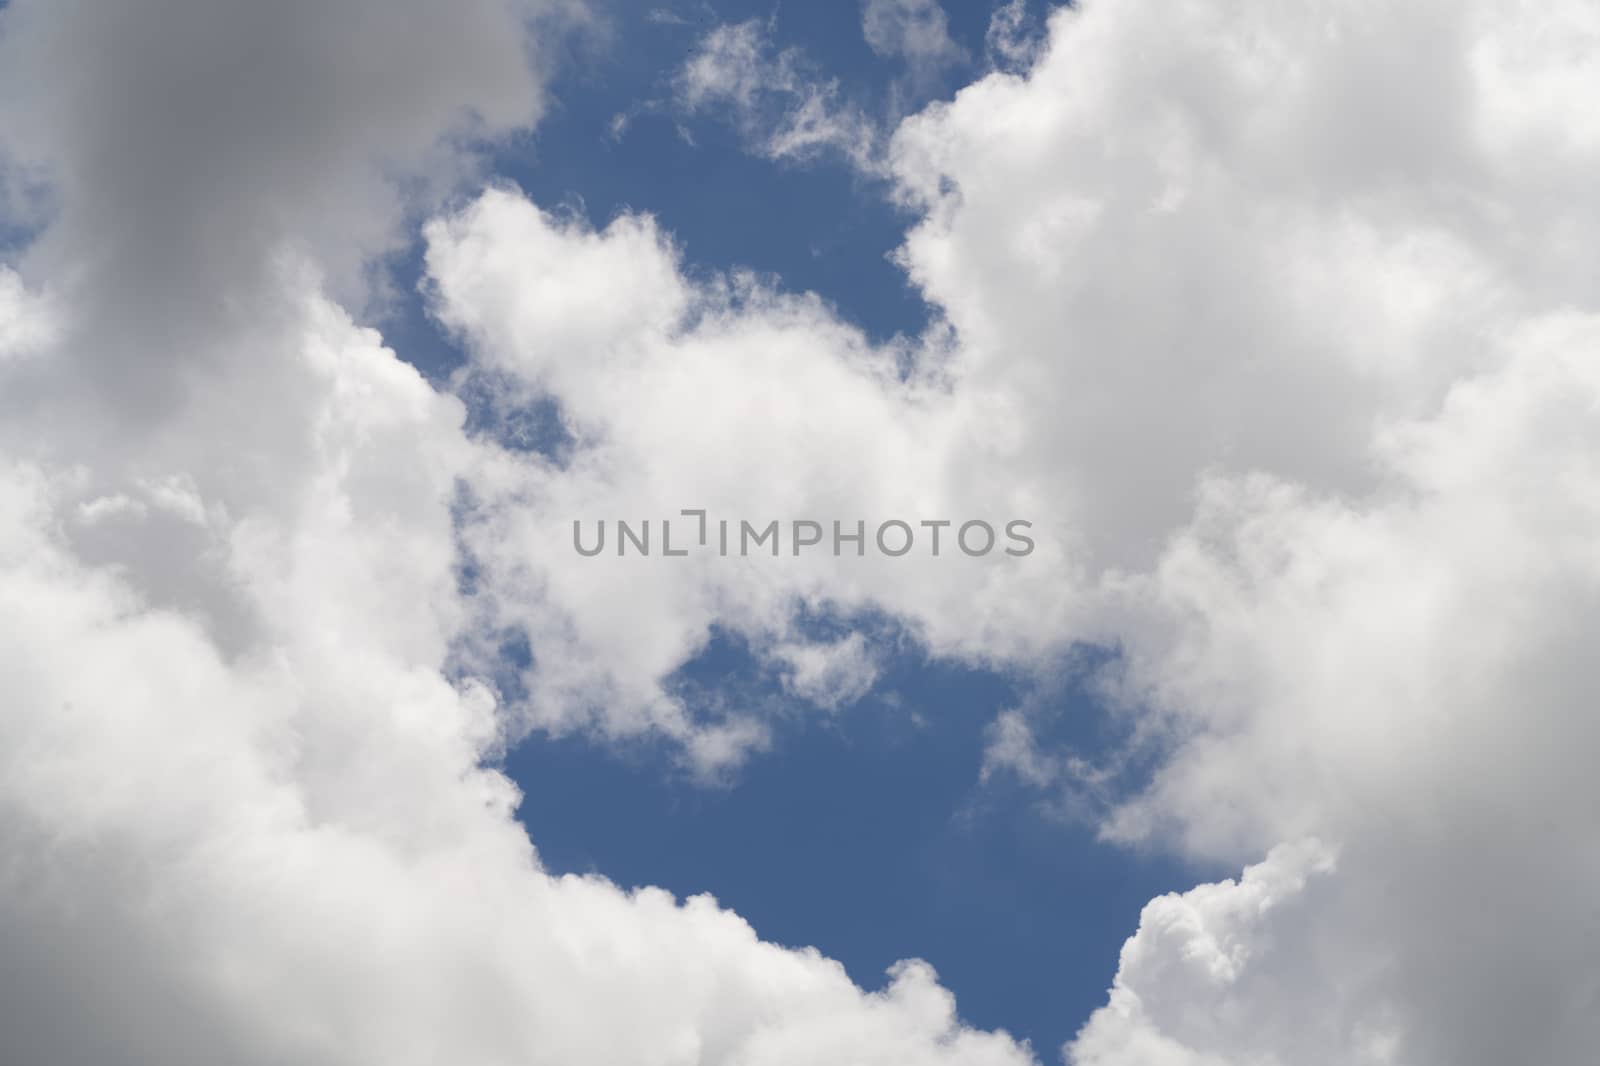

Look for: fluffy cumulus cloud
[425,189,1071,768]
[887,1,1600,1061]
[0,0,1039,1063]
[437,0,1600,1061]
[4,0,1600,1063]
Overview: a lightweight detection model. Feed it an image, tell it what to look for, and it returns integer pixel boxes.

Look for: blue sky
[389,1,1195,1052]
[390,1,1050,380]
[511,635,1196,1053]
[4,0,1597,1062]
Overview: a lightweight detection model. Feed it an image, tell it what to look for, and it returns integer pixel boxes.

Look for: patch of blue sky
[511,627,1198,1055]
[386,2,1056,385]
[394,2,1195,1056]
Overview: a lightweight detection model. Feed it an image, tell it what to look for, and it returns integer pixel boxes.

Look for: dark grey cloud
[0,0,564,424]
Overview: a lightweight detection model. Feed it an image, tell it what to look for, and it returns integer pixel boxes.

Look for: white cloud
[435,1,1600,1060]
[0,267,55,361]
[0,452,1037,1064]
[774,632,882,711]
[862,0,966,87]
[878,3,1600,1060]
[426,188,1075,770]
[676,19,883,171]
[979,709,1061,790]
[0,0,1039,1062]
[1070,841,1359,1066]
[6,0,1600,1062]
[984,0,1046,74]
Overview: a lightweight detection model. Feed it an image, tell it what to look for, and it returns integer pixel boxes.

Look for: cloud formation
[0,1,1036,1063]
[436,2,1600,1060]
[3,0,1600,1063]
[862,0,966,91]
[676,18,882,170]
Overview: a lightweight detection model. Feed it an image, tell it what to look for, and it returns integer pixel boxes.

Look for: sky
[510,636,1195,1054]
[412,4,1185,1051]
[387,0,1010,377]
[2,1,1600,1065]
